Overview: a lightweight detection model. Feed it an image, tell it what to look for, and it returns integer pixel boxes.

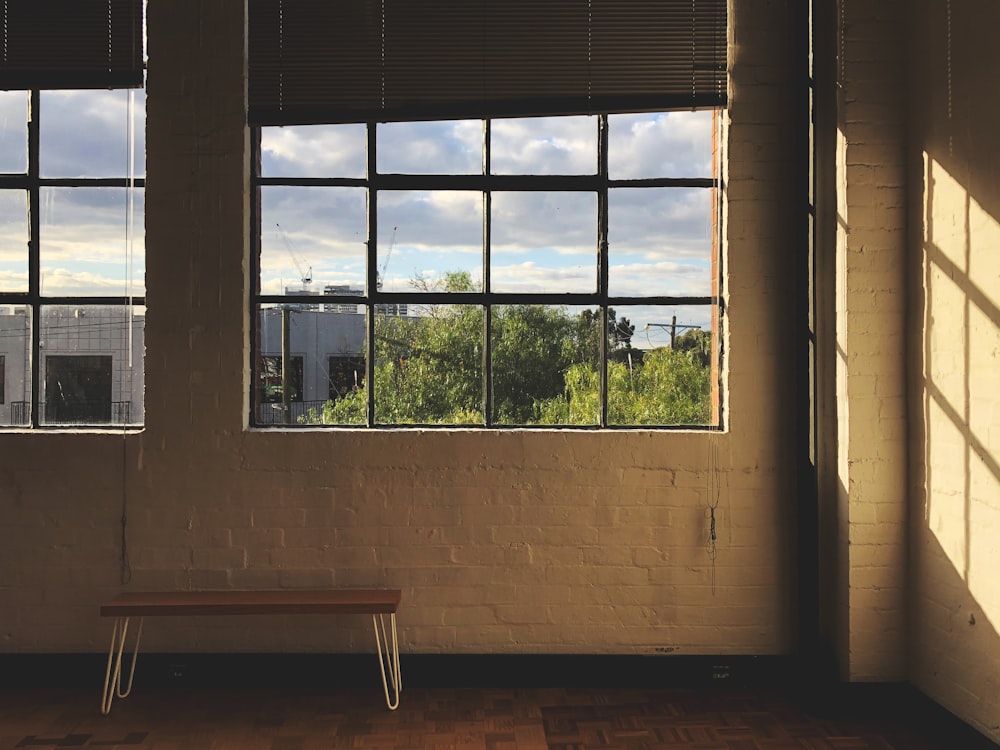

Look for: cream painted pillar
[832,0,908,681]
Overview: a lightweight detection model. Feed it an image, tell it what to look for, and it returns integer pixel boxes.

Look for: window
[0,354,4,404]
[0,1,145,429]
[252,112,722,428]
[248,0,726,429]
[0,90,146,428]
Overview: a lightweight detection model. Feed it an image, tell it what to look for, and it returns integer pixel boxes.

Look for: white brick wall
[908,0,1000,743]
[0,0,786,669]
[833,0,909,682]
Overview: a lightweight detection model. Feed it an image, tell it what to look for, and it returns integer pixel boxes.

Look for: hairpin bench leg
[101,616,144,715]
[372,613,401,710]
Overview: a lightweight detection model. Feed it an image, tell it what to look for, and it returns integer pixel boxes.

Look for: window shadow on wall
[912,3,1000,732]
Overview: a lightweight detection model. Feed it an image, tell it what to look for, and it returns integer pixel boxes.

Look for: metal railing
[7,400,133,426]
[256,399,328,425]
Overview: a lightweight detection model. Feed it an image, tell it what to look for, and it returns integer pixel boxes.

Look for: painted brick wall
[908,0,1000,743]
[832,0,909,681]
[1,0,798,659]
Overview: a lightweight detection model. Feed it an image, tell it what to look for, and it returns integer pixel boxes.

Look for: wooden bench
[99,589,402,714]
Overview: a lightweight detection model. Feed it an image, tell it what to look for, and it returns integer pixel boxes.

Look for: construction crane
[377,225,397,291]
[275,223,312,291]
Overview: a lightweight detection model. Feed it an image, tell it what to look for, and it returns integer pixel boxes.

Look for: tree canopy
[305,271,713,427]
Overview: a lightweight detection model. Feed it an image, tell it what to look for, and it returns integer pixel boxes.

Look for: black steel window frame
[0,89,145,429]
[250,114,723,429]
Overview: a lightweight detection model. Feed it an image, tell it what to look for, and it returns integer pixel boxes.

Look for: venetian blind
[0,0,144,90]
[248,0,727,126]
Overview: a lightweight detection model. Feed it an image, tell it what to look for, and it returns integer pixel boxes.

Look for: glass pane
[0,90,28,174]
[608,187,715,297]
[490,191,596,293]
[607,304,716,427]
[374,304,483,425]
[491,115,596,175]
[377,120,482,175]
[0,305,31,426]
[260,186,367,297]
[40,90,147,178]
[376,191,482,293]
[491,304,599,426]
[609,110,715,180]
[0,190,28,293]
[38,305,144,426]
[261,123,366,178]
[40,187,146,297]
[255,304,367,426]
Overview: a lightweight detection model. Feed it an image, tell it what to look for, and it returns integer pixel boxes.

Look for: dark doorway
[45,355,113,423]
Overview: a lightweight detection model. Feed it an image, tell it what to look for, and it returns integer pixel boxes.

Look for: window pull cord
[120,430,132,585]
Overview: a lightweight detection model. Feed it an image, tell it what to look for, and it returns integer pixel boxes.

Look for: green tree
[673,327,712,369]
[374,271,484,424]
[490,304,597,424]
[300,272,712,427]
[536,347,711,426]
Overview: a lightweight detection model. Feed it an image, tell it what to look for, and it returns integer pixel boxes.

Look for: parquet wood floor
[0,686,969,749]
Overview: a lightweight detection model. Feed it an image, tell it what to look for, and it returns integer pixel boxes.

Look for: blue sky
[260,111,718,346]
[0,90,717,348]
[0,89,146,298]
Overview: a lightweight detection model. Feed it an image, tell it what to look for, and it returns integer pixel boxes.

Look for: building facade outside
[0,306,145,427]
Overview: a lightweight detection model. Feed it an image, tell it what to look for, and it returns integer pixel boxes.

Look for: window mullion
[482,119,492,427]
[28,89,40,428]
[598,114,609,428]
[366,121,377,427]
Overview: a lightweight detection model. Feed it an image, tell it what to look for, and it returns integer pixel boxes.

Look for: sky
[0,89,718,349]
[260,111,718,346]
[0,89,146,299]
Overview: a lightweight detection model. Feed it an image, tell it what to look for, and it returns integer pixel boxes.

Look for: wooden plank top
[100,589,401,617]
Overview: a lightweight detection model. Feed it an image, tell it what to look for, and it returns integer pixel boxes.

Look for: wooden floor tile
[0,686,968,749]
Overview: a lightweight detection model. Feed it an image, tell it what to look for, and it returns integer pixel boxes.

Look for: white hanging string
[126,88,135,372]
[120,87,137,584]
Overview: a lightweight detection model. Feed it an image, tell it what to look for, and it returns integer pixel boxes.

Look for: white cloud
[491,115,596,175]
[377,120,481,174]
[40,90,146,178]
[39,267,140,297]
[608,260,711,297]
[0,269,27,291]
[609,111,715,179]
[490,260,593,293]
[262,124,367,178]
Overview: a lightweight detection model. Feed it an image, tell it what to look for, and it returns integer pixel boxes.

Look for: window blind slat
[248,0,727,126]
[0,0,144,90]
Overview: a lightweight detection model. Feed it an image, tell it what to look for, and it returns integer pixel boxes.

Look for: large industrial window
[0,1,145,429]
[252,112,722,427]
[247,0,727,429]
[0,90,145,428]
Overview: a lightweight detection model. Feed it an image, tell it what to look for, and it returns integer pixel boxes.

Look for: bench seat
[99,588,402,715]
[101,588,401,617]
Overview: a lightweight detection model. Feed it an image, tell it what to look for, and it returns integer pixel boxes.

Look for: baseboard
[2,652,791,690]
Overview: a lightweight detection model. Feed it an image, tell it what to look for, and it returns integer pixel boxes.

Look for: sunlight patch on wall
[925,156,967,272]
[923,154,1000,630]
[969,194,1000,318]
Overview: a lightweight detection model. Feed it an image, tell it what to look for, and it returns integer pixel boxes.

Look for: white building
[255,307,367,424]
[0,306,145,426]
